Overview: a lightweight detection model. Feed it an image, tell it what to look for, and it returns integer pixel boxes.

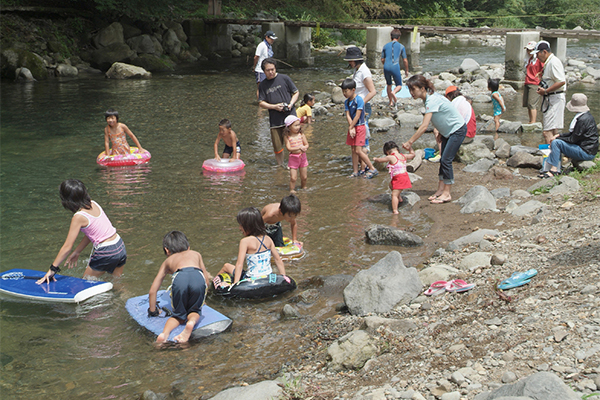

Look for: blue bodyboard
[0,268,113,303]
[125,290,232,341]
[380,85,411,99]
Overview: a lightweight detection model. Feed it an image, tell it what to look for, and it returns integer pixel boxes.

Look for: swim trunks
[223,140,241,155]
[89,235,127,273]
[346,124,366,147]
[170,267,206,321]
[265,221,284,247]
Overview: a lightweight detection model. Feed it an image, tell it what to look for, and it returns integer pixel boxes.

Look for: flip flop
[497,269,538,290]
[446,279,476,293]
[424,280,448,296]
[430,197,451,204]
[428,194,440,201]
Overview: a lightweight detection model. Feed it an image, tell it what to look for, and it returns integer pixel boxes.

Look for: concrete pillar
[504,31,540,82]
[366,26,392,69]
[285,26,314,67]
[544,37,567,63]
[262,22,286,59]
[182,20,231,57]
[399,29,420,71]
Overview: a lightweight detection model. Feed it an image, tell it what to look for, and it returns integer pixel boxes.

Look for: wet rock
[365,225,423,247]
[457,185,497,214]
[1,48,47,80]
[208,380,283,400]
[281,304,300,319]
[369,117,396,132]
[56,63,78,77]
[130,54,175,72]
[321,274,354,295]
[93,22,125,48]
[498,120,522,134]
[464,158,497,173]
[331,86,345,104]
[140,390,162,400]
[343,251,422,315]
[507,151,543,169]
[14,66,36,81]
[480,372,579,400]
[494,139,511,158]
[327,330,378,371]
[549,176,580,195]
[447,229,499,250]
[298,289,320,304]
[522,122,543,132]
[396,112,424,127]
[105,62,151,79]
[460,252,491,271]
[509,200,546,217]
[361,316,417,335]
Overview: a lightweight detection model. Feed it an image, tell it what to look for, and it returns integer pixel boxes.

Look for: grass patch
[568,159,600,195]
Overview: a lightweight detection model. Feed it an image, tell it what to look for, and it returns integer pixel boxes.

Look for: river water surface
[1,39,598,399]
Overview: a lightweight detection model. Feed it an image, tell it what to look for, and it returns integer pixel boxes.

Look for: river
[1,39,598,399]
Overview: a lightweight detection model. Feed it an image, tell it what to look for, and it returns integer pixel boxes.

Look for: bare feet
[392,210,399,214]
[428,193,442,201]
[156,333,167,343]
[430,196,451,204]
[174,320,195,343]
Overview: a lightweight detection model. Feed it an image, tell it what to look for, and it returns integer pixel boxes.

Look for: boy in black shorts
[148,231,212,344]
[213,119,241,161]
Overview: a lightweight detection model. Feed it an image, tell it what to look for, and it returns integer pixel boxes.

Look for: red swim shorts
[346,124,366,147]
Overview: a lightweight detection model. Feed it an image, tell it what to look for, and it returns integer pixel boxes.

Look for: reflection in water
[97,163,152,209]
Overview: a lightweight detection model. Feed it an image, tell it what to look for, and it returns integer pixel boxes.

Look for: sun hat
[343,46,364,61]
[531,40,551,55]
[566,93,590,113]
[265,30,277,40]
[524,41,537,50]
[284,115,300,127]
[445,85,458,95]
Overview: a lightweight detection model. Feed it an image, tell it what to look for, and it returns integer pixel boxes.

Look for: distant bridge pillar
[366,26,392,69]
[543,37,567,63]
[505,31,540,83]
[399,29,420,71]
[286,26,314,66]
[262,22,286,59]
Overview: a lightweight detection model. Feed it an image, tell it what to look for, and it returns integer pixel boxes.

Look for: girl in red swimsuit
[374,141,415,214]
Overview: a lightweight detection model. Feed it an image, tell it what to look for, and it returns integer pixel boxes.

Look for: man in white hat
[540,93,598,178]
[523,40,543,124]
[253,30,277,99]
[533,40,566,144]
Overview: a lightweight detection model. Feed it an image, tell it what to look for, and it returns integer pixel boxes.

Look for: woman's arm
[403,112,433,149]
[363,77,377,104]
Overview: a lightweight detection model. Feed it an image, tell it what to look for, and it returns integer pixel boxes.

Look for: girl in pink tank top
[374,141,415,214]
[283,115,309,193]
[37,179,127,284]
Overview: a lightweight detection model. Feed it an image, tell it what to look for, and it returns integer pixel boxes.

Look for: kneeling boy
[261,194,302,247]
[148,231,212,344]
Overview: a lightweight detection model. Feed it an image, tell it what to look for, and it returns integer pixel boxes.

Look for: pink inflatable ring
[97,147,151,167]
[202,158,245,172]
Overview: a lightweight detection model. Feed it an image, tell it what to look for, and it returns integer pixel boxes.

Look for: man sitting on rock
[540,93,598,178]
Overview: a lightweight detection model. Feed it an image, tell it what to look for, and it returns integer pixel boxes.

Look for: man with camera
[533,41,566,144]
[258,58,299,167]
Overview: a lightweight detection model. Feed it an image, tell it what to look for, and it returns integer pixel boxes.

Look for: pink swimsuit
[108,124,130,155]
[387,154,412,190]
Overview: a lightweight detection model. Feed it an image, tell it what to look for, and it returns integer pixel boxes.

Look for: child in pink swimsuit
[104,109,145,156]
[283,115,309,193]
[374,141,415,214]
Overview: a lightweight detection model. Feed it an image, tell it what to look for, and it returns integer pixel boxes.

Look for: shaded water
[1,40,599,399]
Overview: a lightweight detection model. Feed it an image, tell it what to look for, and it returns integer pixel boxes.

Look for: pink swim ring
[202,158,245,172]
[97,147,151,167]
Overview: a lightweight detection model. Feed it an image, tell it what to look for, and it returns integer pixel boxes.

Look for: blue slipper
[497,269,538,290]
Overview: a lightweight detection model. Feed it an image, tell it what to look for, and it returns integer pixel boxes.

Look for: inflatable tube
[212,273,296,299]
[202,158,245,173]
[97,147,151,167]
[276,237,304,260]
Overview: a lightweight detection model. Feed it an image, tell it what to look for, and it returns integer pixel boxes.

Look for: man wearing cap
[540,93,598,178]
[258,58,299,166]
[523,41,544,124]
[254,30,277,99]
[533,40,566,144]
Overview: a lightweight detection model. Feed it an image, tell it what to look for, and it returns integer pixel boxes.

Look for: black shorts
[265,222,284,247]
[89,236,127,273]
[171,268,207,320]
[223,141,241,155]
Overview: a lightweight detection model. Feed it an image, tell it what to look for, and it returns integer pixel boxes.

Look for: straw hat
[566,93,590,113]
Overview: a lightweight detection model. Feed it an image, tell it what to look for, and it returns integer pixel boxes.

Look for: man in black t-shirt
[258,58,299,166]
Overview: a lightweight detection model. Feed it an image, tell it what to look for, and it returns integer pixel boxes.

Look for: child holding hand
[104,109,145,156]
[374,141,414,214]
[488,78,506,140]
[283,115,309,192]
[214,207,286,287]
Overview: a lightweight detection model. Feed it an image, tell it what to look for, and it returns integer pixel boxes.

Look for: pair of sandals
[424,279,476,296]
[350,169,378,179]
[538,170,561,179]
[428,194,451,204]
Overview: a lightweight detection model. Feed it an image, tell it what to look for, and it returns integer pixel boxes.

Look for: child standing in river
[283,115,309,192]
[488,79,506,140]
[103,109,145,156]
[374,141,414,214]
[213,118,241,161]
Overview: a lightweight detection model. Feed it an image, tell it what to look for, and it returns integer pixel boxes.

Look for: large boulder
[507,151,543,169]
[365,225,423,246]
[93,22,125,48]
[105,62,151,79]
[396,112,424,127]
[369,117,396,132]
[1,48,47,80]
[331,86,345,104]
[460,58,480,73]
[162,29,181,56]
[509,200,546,217]
[447,229,500,251]
[56,63,78,77]
[327,330,379,371]
[457,185,497,214]
[463,158,496,173]
[130,54,175,72]
[498,120,522,134]
[343,251,422,315]
[127,35,157,55]
[477,372,579,400]
[458,142,495,164]
[165,21,188,43]
[549,176,580,195]
[208,380,282,400]
[90,43,137,71]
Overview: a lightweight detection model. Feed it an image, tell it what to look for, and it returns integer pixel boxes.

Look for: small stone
[398,389,414,399]
[450,371,466,385]
[537,363,550,371]
[448,344,466,353]
[502,352,515,361]
[561,201,575,209]
[484,317,502,325]
[581,285,597,295]
[490,253,506,265]
[552,326,568,342]
[501,371,517,383]
[281,304,301,319]
[441,392,461,400]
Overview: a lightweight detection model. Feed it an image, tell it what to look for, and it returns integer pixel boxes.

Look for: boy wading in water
[261,194,302,247]
[148,231,212,344]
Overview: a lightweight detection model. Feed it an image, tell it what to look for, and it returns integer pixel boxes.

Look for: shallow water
[1,40,599,399]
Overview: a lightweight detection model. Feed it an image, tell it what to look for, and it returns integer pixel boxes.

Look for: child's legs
[289,168,298,190]
[351,147,360,173]
[157,317,183,343]
[391,189,402,213]
[494,115,501,131]
[354,146,374,170]
[217,262,235,276]
[299,166,308,188]
[84,266,106,279]
[174,312,200,343]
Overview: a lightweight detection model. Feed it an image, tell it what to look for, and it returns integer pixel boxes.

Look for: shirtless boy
[261,194,302,247]
[213,119,241,161]
[148,231,212,344]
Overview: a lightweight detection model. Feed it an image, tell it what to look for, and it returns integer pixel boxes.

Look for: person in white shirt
[253,30,277,99]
